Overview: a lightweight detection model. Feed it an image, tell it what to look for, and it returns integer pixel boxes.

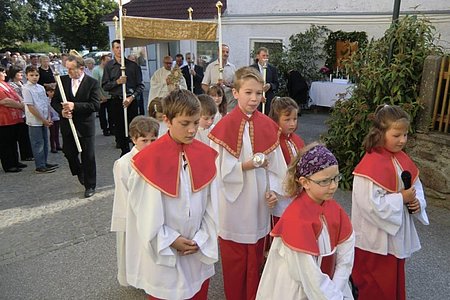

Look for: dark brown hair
[268,96,299,123]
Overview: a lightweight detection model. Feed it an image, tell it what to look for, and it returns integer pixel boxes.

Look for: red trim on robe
[279,133,305,165]
[271,192,353,278]
[208,106,281,158]
[132,133,218,197]
[353,147,419,193]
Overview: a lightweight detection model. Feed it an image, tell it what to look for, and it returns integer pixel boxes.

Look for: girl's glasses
[307,173,342,187]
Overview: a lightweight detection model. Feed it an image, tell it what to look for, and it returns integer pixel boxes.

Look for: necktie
[72,79,79,96]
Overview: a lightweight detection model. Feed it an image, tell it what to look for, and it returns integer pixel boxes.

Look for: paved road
[1,111,449,299]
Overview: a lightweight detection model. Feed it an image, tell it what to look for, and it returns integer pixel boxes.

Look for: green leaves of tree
[323,15,443,189]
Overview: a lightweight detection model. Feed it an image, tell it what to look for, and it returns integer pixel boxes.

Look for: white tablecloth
[309,81,354,107]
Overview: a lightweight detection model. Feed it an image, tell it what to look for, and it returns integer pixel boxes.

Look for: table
[309,81,354,107]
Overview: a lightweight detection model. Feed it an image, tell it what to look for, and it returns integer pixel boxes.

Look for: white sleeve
[267,146,287,195]
[331,233,355,297]
[352,176,403,236]
[413,178,429,225]
[192,179,219,265]
[179,76,187,90]
[127,170,181,267]
[201,64,212,85]
[111,158,129,232]
[211,142,244,203]
[284,244,344,300]
[148,71,163,102]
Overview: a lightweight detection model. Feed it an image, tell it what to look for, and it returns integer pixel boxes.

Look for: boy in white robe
[209,67,287,300]
[194,95,217,146]
[111,116,159,286]
[127,90,219,300]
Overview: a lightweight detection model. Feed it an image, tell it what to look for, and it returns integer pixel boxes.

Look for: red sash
[279,133,305,165]
[208,106,280,158]
[132,133,218,197]
[271,192,353,279]
[0,82,23,126]
[353,147,419,192]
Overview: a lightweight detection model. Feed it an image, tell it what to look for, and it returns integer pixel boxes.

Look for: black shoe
[46,163,59,170]
[103,130,111,136]
[56,146,63,151]
[17,162,27,168]
[84,188,95,198]
[51,149,58,153]
[35,167,55,174]
[77,173,85,186]
[6,167,22,173]
[23,157,34,161]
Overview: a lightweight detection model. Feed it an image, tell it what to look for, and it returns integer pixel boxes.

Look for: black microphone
[401,171,413,214]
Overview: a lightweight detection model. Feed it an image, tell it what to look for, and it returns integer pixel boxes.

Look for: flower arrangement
[319,66,331,75]
[167,66,183,87]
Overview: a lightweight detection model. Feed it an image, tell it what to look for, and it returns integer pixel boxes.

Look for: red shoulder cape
[279,133,305,165]
[132,133,218,197]
[353,147,419,193]
[208,106,281,158]
[271,192,353,278]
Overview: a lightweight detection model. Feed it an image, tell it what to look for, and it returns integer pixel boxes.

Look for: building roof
[104,0,227,21]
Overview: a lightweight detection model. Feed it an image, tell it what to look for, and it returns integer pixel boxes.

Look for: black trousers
[17,121,33,160]
[99,100,113,132]
[110,96,138,155]
[62,133,96,190]
[0,123,20,171]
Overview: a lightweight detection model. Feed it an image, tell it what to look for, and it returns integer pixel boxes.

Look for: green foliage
[19,42,59,54]
[51,0,117,51]
[323,15,443,189]
[323,31,368,69]
[271,25,331,96]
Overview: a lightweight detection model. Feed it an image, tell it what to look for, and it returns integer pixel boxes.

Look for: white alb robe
[110,146,139,286]
[352,160,429,258]
[211,121,287,243]
[148,67,187,104]
[257,225,355,300]
[125,160,219,299]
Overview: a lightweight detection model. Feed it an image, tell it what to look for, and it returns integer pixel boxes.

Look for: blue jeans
[28,125,49,169]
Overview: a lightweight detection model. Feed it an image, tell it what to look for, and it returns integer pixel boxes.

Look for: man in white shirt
[202,44,237,111]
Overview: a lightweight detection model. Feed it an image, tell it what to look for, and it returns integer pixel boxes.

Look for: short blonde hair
[233,67,264,91]
[162,89,200,121]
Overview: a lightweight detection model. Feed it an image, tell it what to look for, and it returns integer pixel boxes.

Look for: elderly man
[51,55,101,198]
[202,44,236,111]
[147,55,187,105]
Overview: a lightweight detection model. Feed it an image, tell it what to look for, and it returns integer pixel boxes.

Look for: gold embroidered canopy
[121,16,218,47]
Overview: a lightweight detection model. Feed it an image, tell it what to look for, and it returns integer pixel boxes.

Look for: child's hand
[401,187,416,204]
[407,198,421,214]
[171,236,199,256]
[265,191,277,209]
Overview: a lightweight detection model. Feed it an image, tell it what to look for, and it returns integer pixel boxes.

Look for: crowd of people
[0,44,429,300]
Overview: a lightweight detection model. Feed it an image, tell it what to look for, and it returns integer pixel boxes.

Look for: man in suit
[102,39,144,156]
[250,47,279,115]
[51,55,100,198]
[181,52,204,95]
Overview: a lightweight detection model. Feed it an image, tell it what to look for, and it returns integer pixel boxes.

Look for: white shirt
[352,160,429,258]
[22,82,49,126]
[211,121,287,243]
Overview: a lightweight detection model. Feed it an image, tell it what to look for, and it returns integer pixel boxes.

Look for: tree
[323,16,442,189]
[51,0,117,51]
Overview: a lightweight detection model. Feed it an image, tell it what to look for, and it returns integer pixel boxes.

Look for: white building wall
[222,0,450,68]
[227,0,449,14]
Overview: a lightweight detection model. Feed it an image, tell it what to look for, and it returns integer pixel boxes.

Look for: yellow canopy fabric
[122,16,218,47]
